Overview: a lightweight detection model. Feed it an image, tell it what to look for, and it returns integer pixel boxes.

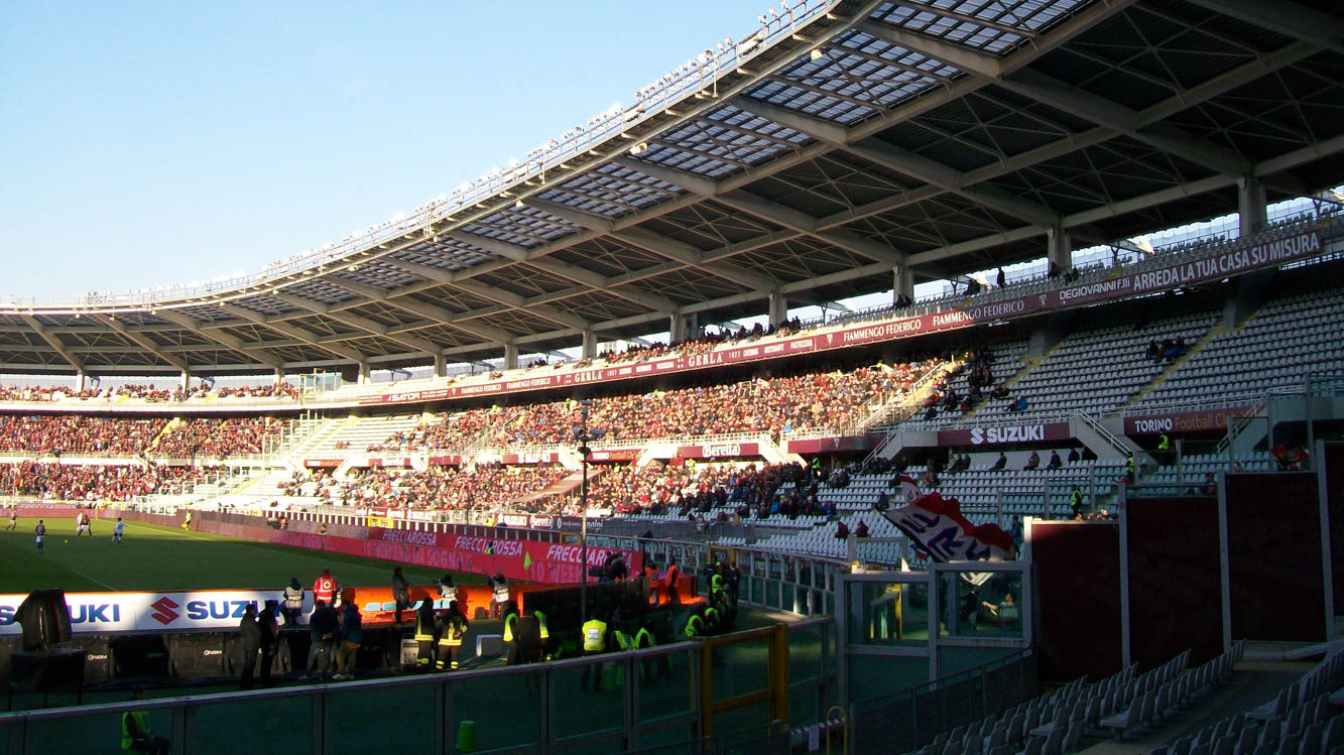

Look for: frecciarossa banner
[0,590,296,635]
[190,518,642,586]
[360,528,643,585]
[357,230,1325,407]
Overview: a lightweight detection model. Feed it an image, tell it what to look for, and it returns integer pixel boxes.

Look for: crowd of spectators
[382,358,943,452]
[282,463,569,513]
[0,381,299,403]
[215,383,301,400]
[0,461,211,502]
[152,417,286,458]
[600,317,806,366]
[0,415,168,455]
[922,348,1010,419]
[0,414,285,458]
[559,460,837,521]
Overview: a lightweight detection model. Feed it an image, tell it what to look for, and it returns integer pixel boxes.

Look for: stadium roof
[4,0,1344,375]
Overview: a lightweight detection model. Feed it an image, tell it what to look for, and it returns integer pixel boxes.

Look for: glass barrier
[0,619,835,755]
[935,571,1024,640]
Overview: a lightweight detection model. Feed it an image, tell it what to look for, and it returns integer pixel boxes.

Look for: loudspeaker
[110,636,170,680]
[68,636,111,683]
[168,633,230,679]
[15,590,73,651]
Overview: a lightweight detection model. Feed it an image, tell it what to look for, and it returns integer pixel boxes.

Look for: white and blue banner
[0,590,305,635]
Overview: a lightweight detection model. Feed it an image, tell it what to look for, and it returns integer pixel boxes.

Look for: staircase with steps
[1118,324,1228,412]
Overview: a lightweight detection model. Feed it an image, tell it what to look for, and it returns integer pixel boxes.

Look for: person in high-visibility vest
[501,602,520,665]
[121,688,170,754]
[634,623,670,685]
[490,573,510,619]
[414,598,439,669]
[436,602,469,671]
[683,610,705,640]
[313,569,339,608]
[703,605,721,634]
[580,613,609,691]
[532,609,552,661]
[439,574,458,607]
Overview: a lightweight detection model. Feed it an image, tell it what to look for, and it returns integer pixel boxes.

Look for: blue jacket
[340,604,363,644]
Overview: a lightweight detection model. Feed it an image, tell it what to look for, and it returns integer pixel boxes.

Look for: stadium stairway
[1117,324,1229,413]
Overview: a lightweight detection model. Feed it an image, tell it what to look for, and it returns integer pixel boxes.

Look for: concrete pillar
[668,313,686,345]
[74,370,86,392]
[1238,176,1267,237]
[581,329,597,360]
[1047,226,1073,274]
[684,312,702,341]
[433,352,447,379]
[273,367,285,386]
[503,343,519,371]
[892,265,914,306]
[768,290,788,328]
[357,360,371,385]
[179,370,190,393]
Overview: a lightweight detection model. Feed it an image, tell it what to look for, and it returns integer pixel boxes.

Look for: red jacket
[313,575,338,604]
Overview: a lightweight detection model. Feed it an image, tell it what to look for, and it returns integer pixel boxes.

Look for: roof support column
[433,352,447,379]
[669,313,687,345]
[892,265,915,307]
[358,360,372,385]
[1238,176,1268,237]
[768,290,788,328]
[179,369,190,394]
[684,312,702,342]
[581,329,597,360]
[503,344,519,371]
[273,368,286,387]
[74,370,86,392]
[1047,226,1073,275]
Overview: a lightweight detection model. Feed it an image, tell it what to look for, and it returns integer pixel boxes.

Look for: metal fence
[846,648,1038,755]
[0,618,835,755]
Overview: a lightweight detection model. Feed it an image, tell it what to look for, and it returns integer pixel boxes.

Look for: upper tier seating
[1136,288,1344,411]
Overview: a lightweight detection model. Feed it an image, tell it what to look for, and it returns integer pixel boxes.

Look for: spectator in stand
[1046,450,1062,470]
[855,520,870,538]
[991,452,1007,471]
[834,521,849,540]
[1067,447,1080,463]
[1023,451,1040,471]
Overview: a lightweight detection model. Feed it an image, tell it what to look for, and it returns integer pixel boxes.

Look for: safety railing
[0,617,836,755]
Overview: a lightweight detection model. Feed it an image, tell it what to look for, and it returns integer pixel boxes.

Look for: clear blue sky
[0,1,768,302]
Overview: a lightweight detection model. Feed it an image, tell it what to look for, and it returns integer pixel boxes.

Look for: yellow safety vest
[634,627,654,648]
[502,612,518,642]
[439,619,465,646]
[614,630,634,650]
[582,619,607,652]
[415,612,437,642]
[704,607,720,630]
[534,611,549,640]
[121,711,151,750]
[683,614,704,639]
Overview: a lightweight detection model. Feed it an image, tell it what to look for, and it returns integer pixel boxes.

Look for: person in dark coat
[308,600,339,679]
[239,604,261,690]
[392,567,411,624]
[257,600,279,687]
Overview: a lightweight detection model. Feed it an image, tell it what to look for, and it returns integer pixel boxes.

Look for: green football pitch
[0,517,484,594]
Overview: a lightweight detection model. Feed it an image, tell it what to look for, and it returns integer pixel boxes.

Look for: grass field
[0,517,484,593]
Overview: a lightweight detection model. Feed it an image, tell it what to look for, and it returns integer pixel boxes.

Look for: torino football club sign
[0,590,296,635]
